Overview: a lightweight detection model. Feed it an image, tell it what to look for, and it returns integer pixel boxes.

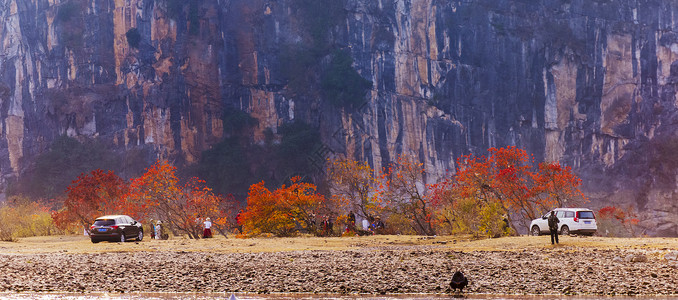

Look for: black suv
[89,215,143,243]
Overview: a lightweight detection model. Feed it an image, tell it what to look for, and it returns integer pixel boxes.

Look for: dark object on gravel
[450,270,468,292]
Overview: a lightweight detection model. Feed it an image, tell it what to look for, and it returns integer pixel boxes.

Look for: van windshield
[578,211,595,219]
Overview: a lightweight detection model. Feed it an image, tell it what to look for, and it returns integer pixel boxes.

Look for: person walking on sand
[203,217,213,238]
[548,211,560,244]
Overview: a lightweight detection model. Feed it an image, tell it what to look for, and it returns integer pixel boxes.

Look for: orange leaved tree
[427,153,506,236]
[241,177,328,237]
[327,158,383,222]
[126,160,228,239]
[52,169,128,231]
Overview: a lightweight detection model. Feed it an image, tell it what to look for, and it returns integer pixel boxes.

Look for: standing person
[149,219,156,239]
[322,215,334,236]
[362,217,370,232]
[321,215,329,236]
[548,211,560,244]
[372,216,385,234]
[203,217,213,238]
[347,211,356,232]
[155,221,163,240]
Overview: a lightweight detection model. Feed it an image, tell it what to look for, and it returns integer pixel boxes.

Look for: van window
[578,211,595,219]
[94,219,115,226]
[564,211,574,218]
[556,211,565,218]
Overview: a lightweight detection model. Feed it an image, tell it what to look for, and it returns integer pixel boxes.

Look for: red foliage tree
[531,162,586,208]
[126,160,229,239]
[597,205,639,236]
[429,146,586,232]
[52,169,127,230]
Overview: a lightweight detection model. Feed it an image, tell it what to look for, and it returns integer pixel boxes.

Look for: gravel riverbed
[1,245,677,296]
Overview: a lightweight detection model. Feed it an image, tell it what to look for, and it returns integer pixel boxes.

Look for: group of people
[320,215,334,236]
[148,217,213,240]
[149,219,167,240]
[346,210,385,235]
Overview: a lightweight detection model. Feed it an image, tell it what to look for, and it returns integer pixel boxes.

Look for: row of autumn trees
[51,146,588,238]
[53,162,236,239]
[322,146,587,237]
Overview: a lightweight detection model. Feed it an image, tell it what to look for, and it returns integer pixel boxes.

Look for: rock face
[1,0,678,235]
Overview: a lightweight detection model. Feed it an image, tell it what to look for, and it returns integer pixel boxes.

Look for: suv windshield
[578,211,595,219]
[93,219,116,226]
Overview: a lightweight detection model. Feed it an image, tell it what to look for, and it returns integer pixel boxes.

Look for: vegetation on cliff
[10,136,149,200]
[189,120,322,199]
[56,0,85,49]
[281,0,372,108]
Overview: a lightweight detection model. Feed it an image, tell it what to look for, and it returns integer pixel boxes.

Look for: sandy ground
[1,235,677,296]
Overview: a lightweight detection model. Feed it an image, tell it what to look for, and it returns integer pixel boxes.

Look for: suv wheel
[120,233,126,243]
[137,230,143,241]
[560,225,570,236]
[531,226,541,236]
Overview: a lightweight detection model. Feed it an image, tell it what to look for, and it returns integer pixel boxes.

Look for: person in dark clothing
[450,270,468,293]
[321,215,334,236]
[347,211,356,232]
[372,216,385,234]
[548,211,560,244]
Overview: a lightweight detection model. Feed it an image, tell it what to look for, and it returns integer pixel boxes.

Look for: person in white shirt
[154,221,163,240]
[203,217,213,238]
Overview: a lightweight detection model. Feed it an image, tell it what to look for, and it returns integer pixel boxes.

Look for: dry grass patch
[1,234,677,255]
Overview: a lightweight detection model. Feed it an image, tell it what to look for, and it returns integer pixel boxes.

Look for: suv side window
[556,211,565,218]
[564,211,574,218]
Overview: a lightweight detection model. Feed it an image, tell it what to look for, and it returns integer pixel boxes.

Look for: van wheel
[560,225,570,235]
[531,226,541,236]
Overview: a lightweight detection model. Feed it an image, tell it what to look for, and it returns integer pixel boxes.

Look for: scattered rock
[0,246,675,295]
[630,254,648,263]
[664,251,678,261]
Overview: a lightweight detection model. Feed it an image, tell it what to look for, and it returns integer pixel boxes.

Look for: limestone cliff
[2,0,678,235]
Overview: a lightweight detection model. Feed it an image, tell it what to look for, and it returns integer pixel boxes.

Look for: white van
[530,208,597,236]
